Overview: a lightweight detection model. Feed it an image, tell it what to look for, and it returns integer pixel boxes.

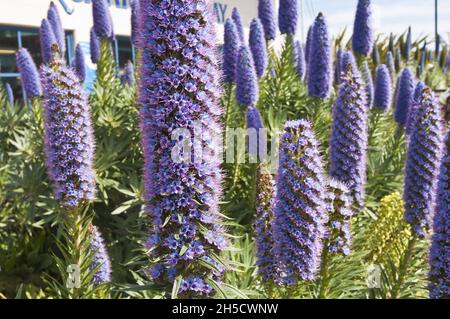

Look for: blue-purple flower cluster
[258,0,277,41]
[405,81,426,135]
[40,58,96,207]
[352,0,374,56]
[222,19,239,84]
[403,88,445,238]
[236,45,259,108]
[273,120,327,283]
[47,1,65,54]
[394,68,415,127]
[278,0,298,36]
[89,225,112,285]
[73,44,86,82]
[121,60,135,86]
[16,48,42,98]
[40,18,57,64]
[294,41,306,81]
[249,18,268,78]
[92,0,114,39]
[373,64,392,111]
[138,0,227,297]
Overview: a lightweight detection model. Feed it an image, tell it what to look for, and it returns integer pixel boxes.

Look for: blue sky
[299,0,450,43]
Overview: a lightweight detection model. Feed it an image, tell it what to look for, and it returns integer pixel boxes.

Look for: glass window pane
[20,30,42,65]
[116,37,133,68]
[0,29,18,73]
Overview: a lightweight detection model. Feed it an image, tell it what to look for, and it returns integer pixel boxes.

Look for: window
[113,36,134,69]
[0,26,74,102]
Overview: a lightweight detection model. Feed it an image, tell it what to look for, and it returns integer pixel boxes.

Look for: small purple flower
[428,133,449,299]
[258,0,277,41]
[394,68,415,127]
[40,19,57,64]
[47,1,65,54]
[236,45,258,108]
[373,64,392,111]
[92,0,114,39]
[73,44,86,82]
[121,61,135,86]
[90,28,100,64]
[352,0,374,56]
[232,7,245,43]
[222,19,239,84]
[405,81,426,135]
[403,88,445,238]
[249,18,268,78]
[254,164,276,281]
[278,0,298,36]
[89,225,112,285]
[307,13,332,99]
[5,83,14,106]
[294,41,306,80]
[40,58,96,207]
[16,48,42,98]
[329,66,368,210]
[246,106,266,160]
[273,120,327,283]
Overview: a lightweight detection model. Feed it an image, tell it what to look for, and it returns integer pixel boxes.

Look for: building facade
[0,0,268,100]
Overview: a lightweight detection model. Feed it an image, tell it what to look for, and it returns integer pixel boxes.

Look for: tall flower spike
[325,179,354,255]
[121,60,134,86]
[236,45,258,108]
[386,51,396,82]
[404,26,412,60]
[47,1,65,54]
[92,0,114,39]
[89,225,112,285]
[352,0,374,56]
[273,120,327,283]
[246,106,266,160]
[73,44,86,82]
[394,68,415,127]
[373,64,392,111]
[40,19,57,64]
[394,48,402,72]
[388,33,395,53]
[90,28,100,64]
[329,65,368,210]
[372,45,380,65]
[294,41,306,80]
[249,18,268,78]
[361,60,374,109]
[222,19,239,84]
[130,0,141,47]
[339,51,357,81]
[405,81,426,135]
[6,83,14,106]
[16,48,42,98]
[258,0,276,41]
[334,48,343,85]
[305,25,313,66]
[232,8,245,43]
[403,88,445,238]
[428,133,449,299]
[254,164,276,281]
[40,57,96,207]
[278,0,298,36]
[139,0,227,297]
[307,13,332,99]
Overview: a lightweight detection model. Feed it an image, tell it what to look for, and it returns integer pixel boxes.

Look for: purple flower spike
[258,0,277,41]
[394,68,415,127]
[40,58,96,207]
[89,225,112,285]
[305,25,313,66]
[352,0,374,56]
[294,41,306,80]
[403,88,445,238]
[428,133,449,299]
[372,45,380,65]
[236,45,259,108]
[278,0,298,36]
[47,2,65,54]
[373,64,392,111]
[404,26,412,60]
[254,164,276,281]
[249,18,268,78]
[334,48,343,85]
[273,120,327,283]
[361,61,374,109]
[223,19,239,84]
[130,0,141,47]
[232,8,245,43]
[92,0,114,39]
[139,0,227,298]
[307,13,332,99]
[5,83,14,106]
[73,44,86,82]
[16,48,42,98]
[386,51,396,82]
[40,19,57,64]
[90,28,100,64]
[325,179,355,255]
[246,106,266,160]
[121,60,134,86]
[340,50,358,76]
[405,81,426,135]
[329,66,368,210]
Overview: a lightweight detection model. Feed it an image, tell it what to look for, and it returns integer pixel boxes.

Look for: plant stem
[318,241,330,299]
[391,236,416,299]
[223,83,233,148]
